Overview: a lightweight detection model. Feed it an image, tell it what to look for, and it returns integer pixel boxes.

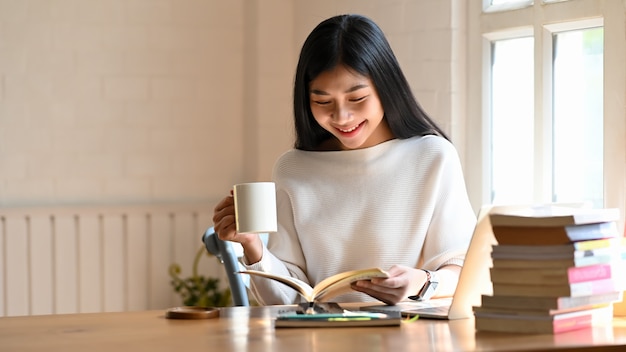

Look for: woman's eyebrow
[345,84,369,93]
[310,84,369,95]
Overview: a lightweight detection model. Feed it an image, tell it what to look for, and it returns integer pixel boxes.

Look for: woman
[213,14,476,305]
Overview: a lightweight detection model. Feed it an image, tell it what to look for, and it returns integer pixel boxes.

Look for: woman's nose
[332,104,351,122]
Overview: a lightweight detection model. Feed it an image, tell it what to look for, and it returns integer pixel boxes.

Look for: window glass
[491,37,534,204]
[552,27,604,207]
[487,0,533,11]
[490,0,529,5]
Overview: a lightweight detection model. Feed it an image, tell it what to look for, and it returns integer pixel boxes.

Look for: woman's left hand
[350,265,426,305]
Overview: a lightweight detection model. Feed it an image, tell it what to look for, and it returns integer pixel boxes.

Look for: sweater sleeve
[419,139,476,271]
[241,179,310,305]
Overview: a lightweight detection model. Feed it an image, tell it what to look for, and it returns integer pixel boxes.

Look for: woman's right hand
[212,192,264,263]
[212,192,238,241]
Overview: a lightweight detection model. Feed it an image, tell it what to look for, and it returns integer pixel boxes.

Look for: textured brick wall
[0,0,458,208]
[0,0,250,206]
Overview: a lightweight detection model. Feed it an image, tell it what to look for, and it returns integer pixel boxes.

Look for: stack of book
[474,206,625,334]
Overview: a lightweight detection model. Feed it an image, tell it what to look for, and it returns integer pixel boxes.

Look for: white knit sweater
[244,135,477,304]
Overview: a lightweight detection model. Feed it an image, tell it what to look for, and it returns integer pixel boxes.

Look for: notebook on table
[360,204,496,320]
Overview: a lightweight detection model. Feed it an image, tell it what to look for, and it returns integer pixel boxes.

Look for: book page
[240,268,389,303]
[313,268,389,301]
[239,270,315,301]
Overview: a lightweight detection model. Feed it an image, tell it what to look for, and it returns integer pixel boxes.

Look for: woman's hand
[212,191,263,263]
[351,264,461,305]
[350,265,425,305]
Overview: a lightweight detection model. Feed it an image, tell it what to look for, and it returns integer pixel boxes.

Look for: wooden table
[1,305,626,352]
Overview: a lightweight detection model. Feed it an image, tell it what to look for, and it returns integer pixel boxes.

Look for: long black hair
[293,14,448,150]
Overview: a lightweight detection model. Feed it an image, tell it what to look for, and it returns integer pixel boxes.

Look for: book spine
[474,315,592,334]
[570,278,624,297]
[565,222,618,242]
[552,313,593,333]
[491,254,614,269]
[567,264,614,283]
[492,277,623,297]
[574,237,625,251]
[574,254,619,267]
[473,303,609,316]
[480,292,622,311]
[490,246,621,261]
[556,292,623,310]
[475,306,614,334]
[491,226,568,245]
[492,238,623,256]
[553,306,614,333]
[489,263,618,285]
[492,222,619,246]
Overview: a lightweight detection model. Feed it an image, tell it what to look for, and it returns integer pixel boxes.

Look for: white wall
[4,0,623,317]
[0,0,463,208]
[0,0,465,315]
[0,0,249,207]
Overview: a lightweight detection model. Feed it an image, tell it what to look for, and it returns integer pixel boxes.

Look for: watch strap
[408,269,438,301]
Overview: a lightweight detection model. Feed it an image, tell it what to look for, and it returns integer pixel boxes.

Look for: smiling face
[309,65,393,150]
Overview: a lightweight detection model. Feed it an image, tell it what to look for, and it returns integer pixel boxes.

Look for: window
[491,37,534,204]
[467,1,625,219]
[552,27,604,207]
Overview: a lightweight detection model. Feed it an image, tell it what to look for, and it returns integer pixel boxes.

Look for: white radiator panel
[0,204,224,317]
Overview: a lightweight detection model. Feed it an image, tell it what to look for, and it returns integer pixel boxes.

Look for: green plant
[169,246,232,307]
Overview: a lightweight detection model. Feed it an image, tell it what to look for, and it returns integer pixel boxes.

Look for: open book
[238,267,389,303]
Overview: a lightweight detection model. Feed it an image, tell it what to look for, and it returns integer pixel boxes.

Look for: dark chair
[202,227,249,306]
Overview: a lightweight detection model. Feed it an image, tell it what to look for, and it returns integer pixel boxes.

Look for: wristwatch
[408,269,438,301]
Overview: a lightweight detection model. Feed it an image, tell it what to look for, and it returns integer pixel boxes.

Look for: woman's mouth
[337,121,364,134]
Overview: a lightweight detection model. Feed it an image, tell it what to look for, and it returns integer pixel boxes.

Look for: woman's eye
[313,100,331,105]
[350,96,367,102]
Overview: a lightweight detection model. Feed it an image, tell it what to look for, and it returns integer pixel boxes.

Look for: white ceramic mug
[233,182,277,233]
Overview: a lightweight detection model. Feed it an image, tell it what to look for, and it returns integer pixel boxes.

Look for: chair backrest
[202,227,249,306]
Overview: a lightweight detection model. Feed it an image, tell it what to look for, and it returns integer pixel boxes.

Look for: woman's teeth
[339,123,360,133]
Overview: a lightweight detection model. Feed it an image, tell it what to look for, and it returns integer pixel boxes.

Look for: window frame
[466,0,626,229]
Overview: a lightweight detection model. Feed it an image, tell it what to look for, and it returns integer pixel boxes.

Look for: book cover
[474,304,614,334]
[492,277,625,298]
[491,222,619,246]
[238,267,389,303]
[274,311,402,328]
[491,250,625,269]
[490,237,626,260]
[473,303,612,317]
[489,207,620,227]
[479,292,623,311]
[489,262,623,285]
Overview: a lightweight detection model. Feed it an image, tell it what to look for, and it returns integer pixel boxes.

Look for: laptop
[360,205,497,320]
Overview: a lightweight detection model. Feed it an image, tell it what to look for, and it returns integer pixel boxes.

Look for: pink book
[474,305,614,334]
[552,305,614,333]
[568,263,616,283]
